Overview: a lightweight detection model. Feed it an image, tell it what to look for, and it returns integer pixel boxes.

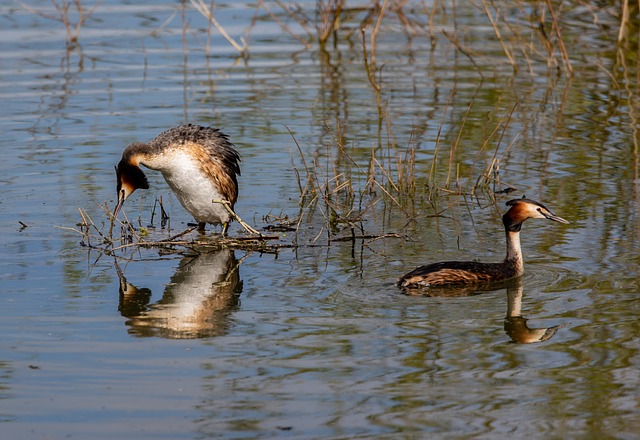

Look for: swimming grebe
[397,197,569,288]
[113,124,241,235]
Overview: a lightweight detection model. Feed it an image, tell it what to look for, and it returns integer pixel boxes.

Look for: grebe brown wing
[152,125,240,171]
[150,124,241,208]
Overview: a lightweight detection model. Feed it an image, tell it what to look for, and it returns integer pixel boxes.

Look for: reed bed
[22,0,628,74]
[256,0,586,78]
[50,0,630,256]
[288,102,520,243]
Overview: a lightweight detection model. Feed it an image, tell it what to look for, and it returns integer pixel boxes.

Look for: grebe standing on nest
[113,124,241,235]
[397,197,569,288]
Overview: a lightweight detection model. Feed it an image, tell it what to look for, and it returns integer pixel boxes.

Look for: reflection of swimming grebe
[505,279,563,343]
[397,198,569,288]
[114,124,241,235]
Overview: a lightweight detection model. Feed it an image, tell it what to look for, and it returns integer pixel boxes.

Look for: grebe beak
[542,210,570,224]
[113,190,126,218]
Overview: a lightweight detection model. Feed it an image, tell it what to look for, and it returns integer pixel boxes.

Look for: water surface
[1,1,639,439]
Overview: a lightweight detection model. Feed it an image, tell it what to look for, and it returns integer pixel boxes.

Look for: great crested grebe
[397,197,569,288]
[113,124,241,235]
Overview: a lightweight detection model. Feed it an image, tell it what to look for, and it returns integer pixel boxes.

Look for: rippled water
[2,1,640,439]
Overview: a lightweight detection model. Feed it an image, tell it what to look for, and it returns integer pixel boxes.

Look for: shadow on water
[116,249,243,339]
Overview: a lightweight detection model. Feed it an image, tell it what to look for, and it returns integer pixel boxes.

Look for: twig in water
[331,232,402,242]
[159,196,169,229]
[441,30,484,79]
[481,0,516,72]
[258,0,312,48]
[212,199,261,236]
[287,125,319,211]
[544,0,573,76]
[618,0,631,43]
[19,0,101,48]
[80,208,113,246]
[317,0,345,50]
[189,0,248,55]
[165,226,198,242]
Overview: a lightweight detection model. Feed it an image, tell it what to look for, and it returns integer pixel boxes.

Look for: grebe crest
[114,124,241,234]
[397,197,569,289]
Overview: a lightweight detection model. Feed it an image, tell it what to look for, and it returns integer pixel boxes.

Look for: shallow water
[2,1,640,439]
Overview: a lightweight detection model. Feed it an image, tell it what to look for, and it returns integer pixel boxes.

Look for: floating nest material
[61,204,402,258]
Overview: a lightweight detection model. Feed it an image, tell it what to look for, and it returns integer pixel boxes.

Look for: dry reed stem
[189,0,248,54]
[426,0,439,48]
[260,0,581,86]
[428,90,454,201]
[482,103,518,181]
[618,0,631,43]
[322,122,415,223]
[329,122,416,215]
[544,0,573,76]
[463,116,507,196]
[258,0,312,48]
[440,29,484,79]
[261,0,318,47]
[369,0,389,67]
[289,124,391,240]
[19,0,100,47]
[82,207,112,245]
[481,0,517,72]
[210,199,261,236]
[361,28,381,98]
[317,0,345,49]
[445,99,474,190]
[359,0,392,111]
[615,46,640,203]
[369,156,413,219]
[468,102,518,194]
[118,211,143,245]
[287,126,315,205]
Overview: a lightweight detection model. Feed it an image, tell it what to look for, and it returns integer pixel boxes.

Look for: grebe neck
[504,229,524,277]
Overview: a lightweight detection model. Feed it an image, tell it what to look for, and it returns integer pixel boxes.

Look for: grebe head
[114,143,150,217]
[503,197,569,232]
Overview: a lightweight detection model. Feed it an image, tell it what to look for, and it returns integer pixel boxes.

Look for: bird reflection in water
[401,283,499,297]
[504,278,564,344]
[116,249,242,339]
[403,277,564,344]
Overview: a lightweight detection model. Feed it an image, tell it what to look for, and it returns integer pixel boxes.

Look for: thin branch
[189,0,247,54]
[212,199,261,235]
